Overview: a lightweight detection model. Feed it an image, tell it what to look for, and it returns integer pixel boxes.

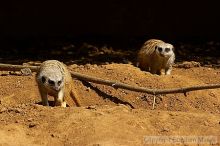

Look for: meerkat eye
[165,48,170,52]
[57,80,62,85]
[48,79,55,85]
[157,47,163,52]
[41,76,46,83]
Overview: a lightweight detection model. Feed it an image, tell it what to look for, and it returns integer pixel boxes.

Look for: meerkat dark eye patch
[57,80,62,85]
[41,76,46,83]
[165,48,170,52]
[158,47,163,52]
[48,79,55,85]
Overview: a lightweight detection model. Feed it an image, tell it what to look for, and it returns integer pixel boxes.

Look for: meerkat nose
[160,53,165,57]
[55,86,60,91]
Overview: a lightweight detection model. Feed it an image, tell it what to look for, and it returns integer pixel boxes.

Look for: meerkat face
[155,43,174,58]
[40,74,64,92]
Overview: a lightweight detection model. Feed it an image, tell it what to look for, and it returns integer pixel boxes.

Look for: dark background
[0,1,219,40]
[0,1,219,63]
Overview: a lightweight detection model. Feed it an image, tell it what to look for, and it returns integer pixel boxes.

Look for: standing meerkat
[137,39,175,75]
[36,60,81,107]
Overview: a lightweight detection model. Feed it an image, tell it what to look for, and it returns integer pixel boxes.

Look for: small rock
[29,123,36,128]
[78,65,84,68]
[92,144,101,146]
[85,64,92,69]
[164,104,168,108]
[86,87,91,92]
[27,118,33,122]
[14,108,23,113]
[161,127,169,132]
[69,64,78,68]
[169,113,174,116]
[93,64,98,68]
[121,90,127,95]
[21,68,32,76]
[204,121,209,126]
[86,105,96,110]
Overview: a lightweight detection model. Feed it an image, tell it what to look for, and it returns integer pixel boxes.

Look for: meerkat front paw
[61,101,67,107]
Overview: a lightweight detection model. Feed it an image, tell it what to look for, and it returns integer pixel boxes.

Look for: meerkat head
[155,42,174,58]
[39,71,64,92]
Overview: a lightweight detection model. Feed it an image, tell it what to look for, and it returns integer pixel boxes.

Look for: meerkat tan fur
[137,39,175,75]
[36,60,81,107]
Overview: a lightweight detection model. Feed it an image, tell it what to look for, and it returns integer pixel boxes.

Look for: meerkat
[137,39,175,75]
[36,60,81,107]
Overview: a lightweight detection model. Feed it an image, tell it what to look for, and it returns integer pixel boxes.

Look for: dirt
[0,41,220,146]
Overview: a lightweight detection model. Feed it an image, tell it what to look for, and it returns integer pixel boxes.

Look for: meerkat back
[61,63,81,107]
[137,39,164,71]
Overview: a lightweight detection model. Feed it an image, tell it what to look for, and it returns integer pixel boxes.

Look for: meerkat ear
[172,46,175,51]
[41,76,46,83]
[154,46,158,50]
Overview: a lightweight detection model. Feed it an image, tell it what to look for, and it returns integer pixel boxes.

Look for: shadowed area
[0,1,219,39]
[0,1,219,65]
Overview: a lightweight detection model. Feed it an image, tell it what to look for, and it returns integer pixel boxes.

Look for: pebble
[29,123,37,128]
[86,105,96,110]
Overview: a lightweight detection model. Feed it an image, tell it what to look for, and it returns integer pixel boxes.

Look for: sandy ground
[0,40,220,146]
[0,62,220,146]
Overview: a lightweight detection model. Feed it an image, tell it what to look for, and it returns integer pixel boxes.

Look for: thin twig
[0,63,220,95]
[152,95,156,110]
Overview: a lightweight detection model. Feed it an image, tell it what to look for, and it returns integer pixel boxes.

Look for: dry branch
[70,71,220,95]
[0,63,220,95]
[0,63,39,72]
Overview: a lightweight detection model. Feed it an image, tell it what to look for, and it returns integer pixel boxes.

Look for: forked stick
[69,71,220,95]
[0,63,220,96]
